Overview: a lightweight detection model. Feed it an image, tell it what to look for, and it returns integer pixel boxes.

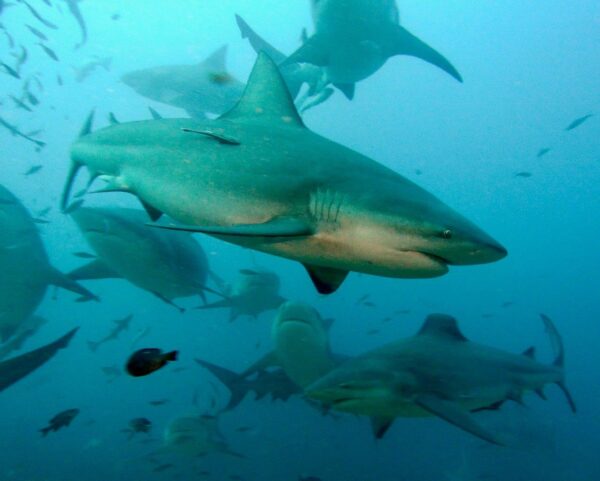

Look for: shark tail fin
[540,313,576,413]
[195,358,248,411]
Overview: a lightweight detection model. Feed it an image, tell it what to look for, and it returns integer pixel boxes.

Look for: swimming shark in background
[283,0,462,99]
[121,46,245,119]
[62,53,506,295]
[87,314,132,352]
[306,313,576,445]
[68,207,221,310]
[0,185,96,342]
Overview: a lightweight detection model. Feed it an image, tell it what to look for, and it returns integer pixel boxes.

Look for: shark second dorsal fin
[220,52,304,127]
[416,314,467,341]
[203,45,228,70]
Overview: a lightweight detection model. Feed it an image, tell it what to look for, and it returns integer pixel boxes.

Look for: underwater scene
[1,1,599,480]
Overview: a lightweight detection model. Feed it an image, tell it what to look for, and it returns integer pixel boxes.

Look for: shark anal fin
[415,394,504,446]
[139,199,163,222]
[333,83,355,100]
[282,35,329,68]
[370,416,394,439]
[390,25,463,83]
[522,346,536,359]
[48,266,99,301]
[303,264,348,294]
[181,128,240,145]
[68,259,120,281]
[149,217,313,238]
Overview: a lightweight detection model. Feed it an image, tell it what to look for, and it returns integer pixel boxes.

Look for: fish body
[126,348,177,377]
[40,408,80,436]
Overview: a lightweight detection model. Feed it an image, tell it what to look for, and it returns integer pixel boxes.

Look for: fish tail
[165,351,178,362]
[39,427,51,437]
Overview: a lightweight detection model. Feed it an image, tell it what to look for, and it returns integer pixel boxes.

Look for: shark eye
[441,229,453,239]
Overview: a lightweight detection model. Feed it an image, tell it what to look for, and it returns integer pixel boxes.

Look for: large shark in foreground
[69,207,219,310]
[62,53,506,294]
[121,46,245,119]
[283,0,463,99]
[0,185,96,341]
[0,328,78,393]
[306,313,576,444]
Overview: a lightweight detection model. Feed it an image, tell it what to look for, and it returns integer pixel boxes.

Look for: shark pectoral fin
[390,25,463,83]
[68,259,120,281]
[148,217,313,238]
[333,83,355,100]
[282,35,329,68]
[303,264,349,294]
[415,395,504,446]
[139,200,163,221]
[370,416,395,439]
[47,266,99,301]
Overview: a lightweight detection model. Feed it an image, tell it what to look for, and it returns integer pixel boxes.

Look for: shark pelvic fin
[148,217,313,238]
[389,25,463,82]
[415,394,504,446]
[139,200,163,222]
[333,83,355,100]
[417,314,467,341]
[303,264,348,294]
[370,416,395,439]
[221,52,304,127]
[68,259,120,281]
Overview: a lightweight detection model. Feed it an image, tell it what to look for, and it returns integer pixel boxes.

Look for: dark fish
[0,327,77,394]
[40,408,79,436]
[21,1,58,29]
[1,61,20,79]
[64,0,87,48]
[56,74,63,86]
[0,115,46,148]
[536,148,551,158]
[501,301,514,308]
[126,348,178,377]
[515,171,532,178]
[25,90,39,106]
[38,43,59,61]
[10,94,33,112]
[125,417,152,435]
[23,165,43,176]
[565,114,593,131]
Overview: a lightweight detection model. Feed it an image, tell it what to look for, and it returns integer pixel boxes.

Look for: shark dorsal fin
[220,52,304,127]
[417,314,467,341]
[203,45,228,70]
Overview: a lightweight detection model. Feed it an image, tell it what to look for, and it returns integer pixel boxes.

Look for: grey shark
[284,0,462,99]
[0,328,78,393]
[69,206,219,309]
[306,313,576,444]
[198,269,285,321]
[62,53,506,294]
[0,185,96,342]
[121,46,245,119]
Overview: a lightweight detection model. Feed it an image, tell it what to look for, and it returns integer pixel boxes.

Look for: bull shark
[198,269,285,321]
[0,327,78,393]
[306,313,576,445]
[0,185,96,342]
[87,314,132,352]
[283,0,463,99]
[68,206,220,310]
[62,52,506,295]
[121,46,245,119]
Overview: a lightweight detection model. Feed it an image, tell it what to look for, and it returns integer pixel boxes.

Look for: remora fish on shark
[306,313,576,445]
[283,0,463,99]
[68,207,221,309]
[0,185,96,342]
[62,53,506,294]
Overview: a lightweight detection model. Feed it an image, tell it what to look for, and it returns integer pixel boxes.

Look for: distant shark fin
[302,264,348,294]
[148,217,313,238]
[416,314,467,342]
[220,52,304,127]
[282,34,329,68]
[68,259,120,281]
[333,82,355,100]
[203,45,228,70]
[370,416,395,439]
[47,266,99,301]
[388,25,462,82]
[235,14,287,65]
[415,394,504,446]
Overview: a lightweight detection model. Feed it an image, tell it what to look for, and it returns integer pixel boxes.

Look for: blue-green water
[1,1,599,480]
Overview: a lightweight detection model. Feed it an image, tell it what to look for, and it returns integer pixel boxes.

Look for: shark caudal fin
[540,313,576,413]
[195,358,249,411]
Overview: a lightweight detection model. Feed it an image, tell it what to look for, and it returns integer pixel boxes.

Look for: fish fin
[303,264,348,294]
[195,358,248,411]
[148,217,313,238]
[388,25,462,82]
[220,52,304,127]
[416,314,467,342]
[108,112,119,125]
[471,400,505,413]
[235,14,287,65]
[47,266,99,301]
[150,292,185,313]
[333,83,355,100]
[370,416,394,439]
[165,351,178,361]
[203,45,228,70]
[148,107,163,120]
[181,128,241,145]
[415,394,505,446]
[556,381,577,413]
[522,346,536,359]
[281,34,329,67]
[68,259,120,281]
[534,388,547,401]
[139,199,163,221]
